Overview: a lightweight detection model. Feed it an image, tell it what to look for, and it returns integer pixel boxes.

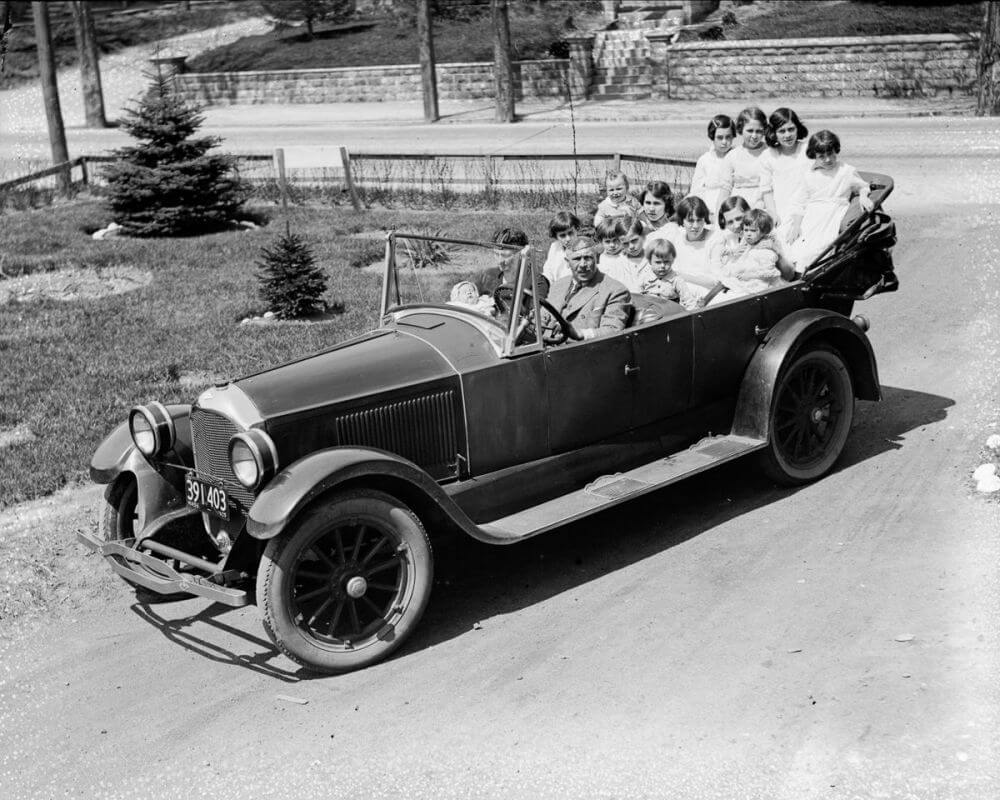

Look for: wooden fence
[0,151,696,210]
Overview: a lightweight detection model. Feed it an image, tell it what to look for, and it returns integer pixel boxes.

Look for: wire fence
[0,151,696,215]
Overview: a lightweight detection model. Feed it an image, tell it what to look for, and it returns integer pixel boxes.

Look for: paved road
[1,113,998,798]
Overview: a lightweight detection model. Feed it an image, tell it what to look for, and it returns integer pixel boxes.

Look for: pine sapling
[256,226,329,319]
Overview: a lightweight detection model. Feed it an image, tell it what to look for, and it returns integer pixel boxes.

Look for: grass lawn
[0,199,558,509]
[715,0,983,41]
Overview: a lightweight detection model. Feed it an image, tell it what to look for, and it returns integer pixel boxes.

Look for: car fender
[732,308,880,441]
[246,447,481,541]
[90,404,194,484]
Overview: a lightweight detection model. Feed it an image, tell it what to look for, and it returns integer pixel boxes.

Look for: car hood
[234,329,457,421]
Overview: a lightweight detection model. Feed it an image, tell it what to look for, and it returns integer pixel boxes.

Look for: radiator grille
[190,409,255,509]
[335,390,459,479]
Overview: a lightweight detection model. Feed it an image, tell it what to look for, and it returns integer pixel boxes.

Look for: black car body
[80,174,898,674]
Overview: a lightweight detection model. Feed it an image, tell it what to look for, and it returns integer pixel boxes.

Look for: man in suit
[541,235,632,345]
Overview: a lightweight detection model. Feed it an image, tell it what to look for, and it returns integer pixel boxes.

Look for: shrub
[256,226,330,318]
[103,71,244,237]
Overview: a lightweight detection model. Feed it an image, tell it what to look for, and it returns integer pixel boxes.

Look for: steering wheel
[539,298,582,343]
[492,284,514,316]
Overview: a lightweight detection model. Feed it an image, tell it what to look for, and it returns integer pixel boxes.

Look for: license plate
[184,473,230,520]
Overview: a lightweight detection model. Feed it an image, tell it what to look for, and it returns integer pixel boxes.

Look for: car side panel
[627,314,695,428]
[544,335,634,452]
[689,296,764,407]
[460,353,549,476]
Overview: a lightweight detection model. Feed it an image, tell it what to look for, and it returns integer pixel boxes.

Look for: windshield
[379,233,543,356]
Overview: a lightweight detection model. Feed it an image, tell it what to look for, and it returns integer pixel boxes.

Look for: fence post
[273,147,288,211]
[78,157,89,186]
[339,146,362,212]
[612,153,621,171]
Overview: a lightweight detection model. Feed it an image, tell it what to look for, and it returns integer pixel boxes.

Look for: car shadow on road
[403,383,954,658]
[123,384,951,680]
[129,601,304,682]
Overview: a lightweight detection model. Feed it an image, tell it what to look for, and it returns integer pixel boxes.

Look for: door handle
[624,364,640,376]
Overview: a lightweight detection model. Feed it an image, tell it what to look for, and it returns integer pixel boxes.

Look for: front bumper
[77,529,250,607]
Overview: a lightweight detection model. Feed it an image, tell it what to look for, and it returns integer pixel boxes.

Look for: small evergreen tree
[256,227,329,318]
[103,71,244,237]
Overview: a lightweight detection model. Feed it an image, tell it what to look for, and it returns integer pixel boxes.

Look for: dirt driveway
[1,119,998,798]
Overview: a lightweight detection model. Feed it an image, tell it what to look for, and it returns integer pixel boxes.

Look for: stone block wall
[174,59,569,105]
[662,34,978,99]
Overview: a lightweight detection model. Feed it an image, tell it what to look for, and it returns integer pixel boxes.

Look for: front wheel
[257,490,433,674]
[759,346,855,485]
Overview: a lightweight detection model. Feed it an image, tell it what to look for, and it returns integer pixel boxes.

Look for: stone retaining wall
[174,59,569,105]
[661,33,978,99]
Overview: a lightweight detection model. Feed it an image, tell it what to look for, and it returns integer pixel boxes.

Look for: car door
[544,334,633,453]
[626,313,694,429]
[689,294,764,407]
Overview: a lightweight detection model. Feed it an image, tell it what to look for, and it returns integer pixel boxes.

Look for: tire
[257,490,434,674]
[100,475,139,542]
[99,475,190,602]
[759,346,855,485]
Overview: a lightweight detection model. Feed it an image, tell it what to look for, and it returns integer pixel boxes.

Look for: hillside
[186,0,983,74]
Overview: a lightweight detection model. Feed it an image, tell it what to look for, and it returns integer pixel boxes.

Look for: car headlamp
[228,429,279,490]
[128,402,175,458]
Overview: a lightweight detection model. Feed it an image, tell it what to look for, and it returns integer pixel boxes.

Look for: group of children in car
[451,105,873,317]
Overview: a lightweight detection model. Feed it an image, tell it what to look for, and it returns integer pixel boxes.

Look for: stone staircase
[591,16,677,100]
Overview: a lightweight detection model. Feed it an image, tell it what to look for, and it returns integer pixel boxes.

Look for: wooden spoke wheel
[257,490,433,674]
[760,347,855,485]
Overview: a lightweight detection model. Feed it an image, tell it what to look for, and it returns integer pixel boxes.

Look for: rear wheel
[760,347,854,485]
[257,490,433,674]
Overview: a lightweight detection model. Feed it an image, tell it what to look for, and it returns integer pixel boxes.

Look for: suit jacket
[543,271,632,340]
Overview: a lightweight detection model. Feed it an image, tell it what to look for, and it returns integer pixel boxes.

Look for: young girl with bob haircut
[541,210,580,284]
[691,113,735,217]
[719,106,769,210]
[785,130,873,271]
[760,107,810,227]
[668,195,714,277]
[637,181,679,241]
[709,196,795,281]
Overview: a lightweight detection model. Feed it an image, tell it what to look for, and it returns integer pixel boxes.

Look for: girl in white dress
[541,210,579,285]
[785,131,873,271]
[760,107,810,228]
[690,114,735,218]
[668,195,714,277]
[718,107,769,210]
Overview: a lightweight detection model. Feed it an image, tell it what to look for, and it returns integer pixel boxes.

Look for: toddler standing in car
[638,239,701,310]
[594,170,641,228]
[718,209,785,294]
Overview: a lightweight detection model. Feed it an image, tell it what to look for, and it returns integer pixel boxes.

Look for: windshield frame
[380,232,542,358]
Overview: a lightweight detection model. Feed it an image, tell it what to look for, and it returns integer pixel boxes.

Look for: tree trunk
[1,1,12,73]
[417,0,438,122]
[492,0,515,123]
[70,1,108,128]
[978,1,1000,115]
[32,1,71,192]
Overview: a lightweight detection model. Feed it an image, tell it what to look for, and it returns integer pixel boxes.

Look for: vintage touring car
[79,174,898,674]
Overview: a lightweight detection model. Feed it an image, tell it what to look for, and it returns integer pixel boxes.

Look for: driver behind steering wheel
[541,235,632,345]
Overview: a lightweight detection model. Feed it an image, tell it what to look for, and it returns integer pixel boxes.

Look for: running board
[478,434,767,542]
